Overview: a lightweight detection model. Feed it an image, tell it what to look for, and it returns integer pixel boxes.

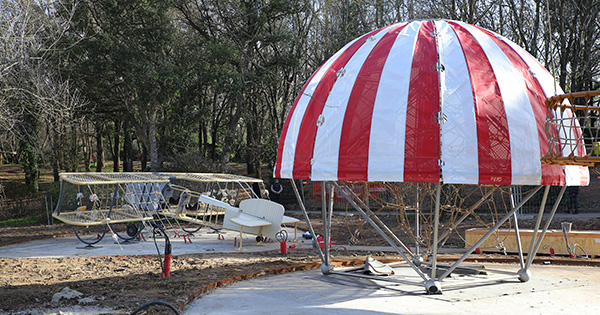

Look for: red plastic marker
[280,241,288,255]
[161,242,172,278]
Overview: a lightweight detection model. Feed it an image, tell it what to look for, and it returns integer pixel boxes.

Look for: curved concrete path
[184,263,600,314]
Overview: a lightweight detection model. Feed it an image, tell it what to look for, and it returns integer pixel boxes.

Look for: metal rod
[431,182,442,280]
[324,182,334,267]
[336,181,414,257]
[524,185,550,269]
[420,261,518,276]
[415,184,420,255]
[329,270,424,287]
[332,182,428,281]
[440,274,521,288]
[437,188,494,245]
[438,185,543,281]
[321,182,328,266]
[300,180,305,206]
[526,184,567,270]
[289,179,325,262]
[512,211,525,269]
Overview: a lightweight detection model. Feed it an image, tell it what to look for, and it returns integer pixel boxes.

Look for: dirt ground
[1,213,600,314]
[1,165,600,314]
[0,219,416,314]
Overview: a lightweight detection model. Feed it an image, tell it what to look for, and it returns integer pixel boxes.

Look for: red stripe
[274,63,325,178]
[449,22,511,185]
[403,21,441,182]
[337,24,407,181]
[291,28,384,179]
[506,35,585,163]
[474,26,564,185]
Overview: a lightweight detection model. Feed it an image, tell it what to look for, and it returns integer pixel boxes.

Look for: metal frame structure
[53,172,171,246]
[290,179,566,294]
[158,173,266,232]
[53,172,271,247]
[271,19,593,296]
[543,90,600,174]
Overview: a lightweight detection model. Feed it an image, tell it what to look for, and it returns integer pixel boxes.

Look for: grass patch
[0,216,38,227]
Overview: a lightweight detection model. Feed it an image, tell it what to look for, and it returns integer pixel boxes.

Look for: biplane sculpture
[53,172,297,249]
[53,172,168,245]
[274,19,590,294]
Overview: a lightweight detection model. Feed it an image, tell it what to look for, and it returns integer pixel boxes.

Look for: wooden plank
[465,228,600,256]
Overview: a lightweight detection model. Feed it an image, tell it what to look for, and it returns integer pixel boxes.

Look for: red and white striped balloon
[274,20,589,186]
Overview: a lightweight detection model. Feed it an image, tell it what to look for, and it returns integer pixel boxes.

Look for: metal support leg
[431,182,441,279]
[335,182,415,258]
[415,184,420,255]
[238,226,244,250]
[508,186,526,270]
[526,185,567,270]
[426,182,443,294]
[512,211,525,269]
[333,182,429,281]
[327,183,334,259]
[524,185,550,269]
[323,182,334,268]
[438,185,543,282]
[321,182,329,267]
[289,179,325,262]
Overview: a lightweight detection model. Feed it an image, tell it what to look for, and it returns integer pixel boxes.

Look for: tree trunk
[51,121,60,182]
[529,0,541,57]
[123,119,133,172]
[149,108,159,171]
[22,139,39,192]
[21,109,39,191]
[83,121,91,172]
[221,105,240,173]
[246,124,255,176]
[558,0,568,89]
[141,144,148,171]
[199,121,207,159]
[210,126,217,160]
[69,124,77,172]
[95,124,104,172]
[113,120,121,172]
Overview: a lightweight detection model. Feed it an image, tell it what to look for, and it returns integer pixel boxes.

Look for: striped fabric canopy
[274,20,589,186]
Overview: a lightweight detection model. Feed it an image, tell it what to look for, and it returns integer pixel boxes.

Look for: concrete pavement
[3,223,600,315]
[184,263,600,314]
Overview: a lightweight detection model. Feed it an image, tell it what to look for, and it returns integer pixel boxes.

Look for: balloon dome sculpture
[275,19,589,294]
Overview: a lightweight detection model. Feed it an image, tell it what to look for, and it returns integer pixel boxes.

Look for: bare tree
[0,0,86,189]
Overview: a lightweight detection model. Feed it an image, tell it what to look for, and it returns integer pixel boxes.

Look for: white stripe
[436,20,479,184]
[278,38,359,178]
[503,37,589,185]
[367,21,421,181]
[311,25,397,181]
[561,109,590,186]
[461,23,542,185]
[503,39,578,159]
